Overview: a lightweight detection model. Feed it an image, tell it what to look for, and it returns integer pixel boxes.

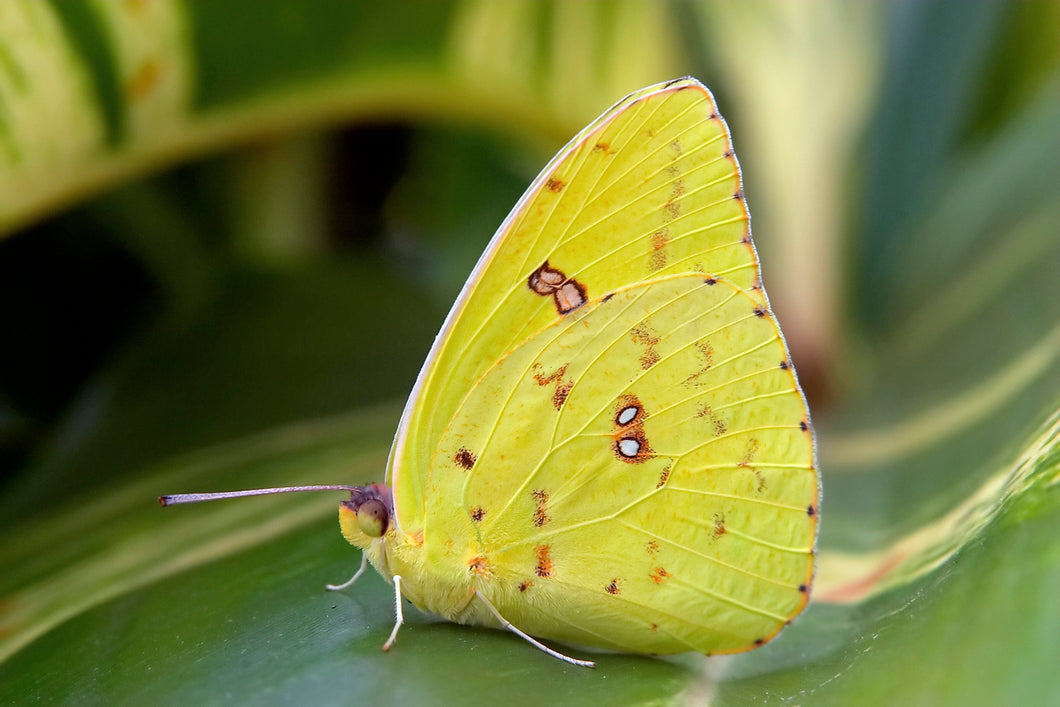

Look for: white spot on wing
[618,438,641,457]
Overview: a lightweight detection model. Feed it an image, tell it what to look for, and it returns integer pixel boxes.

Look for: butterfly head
[339,483,394,546]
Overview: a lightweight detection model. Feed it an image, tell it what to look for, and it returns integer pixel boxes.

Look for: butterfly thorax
[339,496,494,626]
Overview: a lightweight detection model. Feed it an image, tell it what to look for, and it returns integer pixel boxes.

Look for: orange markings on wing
[649,567,670,584]
[631,327,661,369]
[535,545,553,578]
[531,362,573,411]
[468,555,491,577]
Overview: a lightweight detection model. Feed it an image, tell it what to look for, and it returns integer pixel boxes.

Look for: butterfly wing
[384,77,817,654]
[427,274,816,654]
[391,78,764,530]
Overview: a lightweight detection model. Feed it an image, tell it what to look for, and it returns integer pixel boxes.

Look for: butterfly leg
[382,574,404,652]
[325,552,369,591]
[474,590,595,668]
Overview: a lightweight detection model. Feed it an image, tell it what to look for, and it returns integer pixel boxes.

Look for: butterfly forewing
[390,79,760,527]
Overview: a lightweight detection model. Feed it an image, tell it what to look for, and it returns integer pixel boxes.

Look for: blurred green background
[1,1,1057,704]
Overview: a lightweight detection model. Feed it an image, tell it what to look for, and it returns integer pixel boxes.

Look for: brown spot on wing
[605,578,621,595]
[531,362,573,411]
[454,447,476,470]
[713,513,726,537]
[739,438,761,466]
[655,463,672,488]
[546,177,565,192]
[664,178,686,219]
[518,581,533,592]
[552,382,572,409]
[554,281,587,315]
[531,489,550,527]
[631,327,661,369]
[470,507,486,522]
[650,229,670,271]
[697,405,727,436]
[754,469,767,493]
[682,341,715,387]
[527,262,587,315]
[528,263,565,294]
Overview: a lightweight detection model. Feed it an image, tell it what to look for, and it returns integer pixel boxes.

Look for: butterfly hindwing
[426,275,816,654]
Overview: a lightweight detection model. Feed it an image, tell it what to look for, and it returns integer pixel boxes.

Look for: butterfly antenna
[159,485,359,506]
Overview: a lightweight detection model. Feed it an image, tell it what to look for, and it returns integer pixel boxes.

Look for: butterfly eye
[356,499,389,537]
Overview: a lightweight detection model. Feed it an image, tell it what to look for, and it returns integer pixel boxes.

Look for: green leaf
[2,1,1058,704]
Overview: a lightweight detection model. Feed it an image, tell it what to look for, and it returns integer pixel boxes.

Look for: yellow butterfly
[162,77,818,668]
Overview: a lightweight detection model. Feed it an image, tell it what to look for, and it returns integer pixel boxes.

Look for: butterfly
[162,77,819,668]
